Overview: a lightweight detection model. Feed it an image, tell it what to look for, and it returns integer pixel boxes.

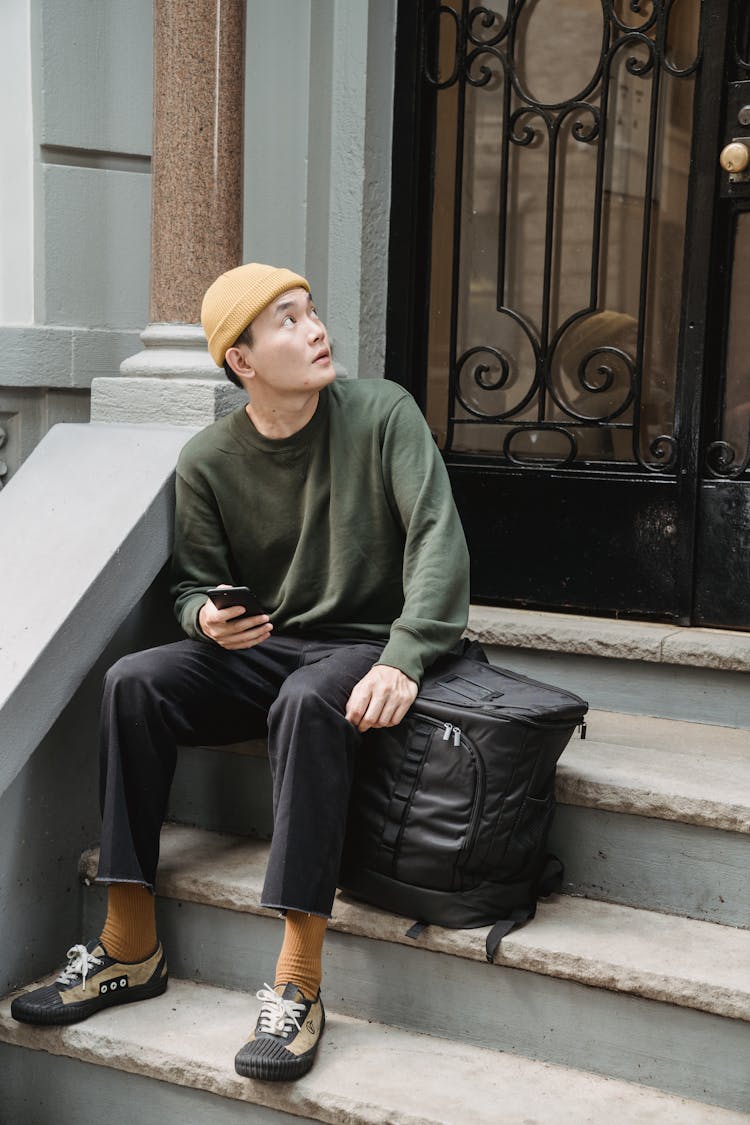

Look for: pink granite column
[91,0,248,420]
[150,0,246,324]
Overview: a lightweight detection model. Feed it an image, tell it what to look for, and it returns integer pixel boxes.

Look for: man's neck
[245,390,320,439]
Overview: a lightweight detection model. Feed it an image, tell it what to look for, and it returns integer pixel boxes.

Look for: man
[12,263,470,1082]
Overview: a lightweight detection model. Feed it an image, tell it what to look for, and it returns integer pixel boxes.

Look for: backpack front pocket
[393,719,485,892]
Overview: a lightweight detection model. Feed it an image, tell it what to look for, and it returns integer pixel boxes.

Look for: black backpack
[339,648,588,960]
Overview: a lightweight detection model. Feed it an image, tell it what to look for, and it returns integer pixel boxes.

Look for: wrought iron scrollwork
[454,344,531,422]
[705,435,750,480]
[468,4,508,47]
[640,434,677,472]
[611,1,657,36]
[504,425,577,468]
[424,0,701,472]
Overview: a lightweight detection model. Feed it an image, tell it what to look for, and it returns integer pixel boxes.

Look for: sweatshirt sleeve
[170,465,234,639]
[376,393,470,682]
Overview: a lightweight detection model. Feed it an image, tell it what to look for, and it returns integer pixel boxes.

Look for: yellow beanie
[201,263,310,366]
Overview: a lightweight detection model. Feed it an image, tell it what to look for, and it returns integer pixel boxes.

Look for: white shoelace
[56,944,103,988]
[255,984,306,1036]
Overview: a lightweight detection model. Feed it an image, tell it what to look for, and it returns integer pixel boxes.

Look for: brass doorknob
[720,141,750,173]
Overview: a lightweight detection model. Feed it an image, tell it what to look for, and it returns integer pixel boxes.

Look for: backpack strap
[485,907,535,961]
[376,719,433,875]
[485,854,565,962]
[537,853,564,897]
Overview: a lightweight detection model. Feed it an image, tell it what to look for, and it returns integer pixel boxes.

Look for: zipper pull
[580,719,587,740]
[453,726,461,747]
[443,723,453,741]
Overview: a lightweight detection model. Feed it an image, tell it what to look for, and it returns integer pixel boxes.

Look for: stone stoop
[2,609,749,1121]
[1,979,747,1125]
[466,606,750,728]
[550,708,750,925]
[167,705,750,926]
[66,824,750,1115]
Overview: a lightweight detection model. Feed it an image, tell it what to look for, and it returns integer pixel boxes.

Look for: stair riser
[169,754,747,928]
[483,645,750,729]
[0,1043,299,1125]
[81,891,750,1114]
[169,749,273,839]
[549,806,750,928]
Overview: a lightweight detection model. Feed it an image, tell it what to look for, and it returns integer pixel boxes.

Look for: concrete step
[1,977,747,1125]
[552,708,750,925]
[77,825,750,1111]
[466,605,750,727]
[168,709,750,926]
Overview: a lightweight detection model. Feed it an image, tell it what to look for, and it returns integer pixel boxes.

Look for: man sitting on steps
[11,262,470,1082]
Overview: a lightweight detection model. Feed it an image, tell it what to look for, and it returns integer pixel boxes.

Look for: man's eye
[282,315,295,327]
[311,307,319,319]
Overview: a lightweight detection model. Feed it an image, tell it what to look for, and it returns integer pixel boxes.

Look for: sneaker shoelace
[56,944,103,988]
[255,984,306,1037]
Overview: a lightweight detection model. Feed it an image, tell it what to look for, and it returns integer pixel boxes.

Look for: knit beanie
[201,263,310,367]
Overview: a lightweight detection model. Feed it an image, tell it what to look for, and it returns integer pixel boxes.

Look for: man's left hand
[345,664,418,733]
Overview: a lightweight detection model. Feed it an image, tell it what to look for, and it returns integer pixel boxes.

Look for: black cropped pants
[96,635,385,918]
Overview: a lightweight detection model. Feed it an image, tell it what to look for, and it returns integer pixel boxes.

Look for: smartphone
[206,586,266,619]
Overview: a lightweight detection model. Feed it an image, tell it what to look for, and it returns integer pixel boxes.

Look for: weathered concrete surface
[0,422,198,795]
[0,979,745,1124]
[79,825,750,1022]
[466,605,750,673]
[558,710,750,831]
[90,375,244,425]
[181,708,750,832]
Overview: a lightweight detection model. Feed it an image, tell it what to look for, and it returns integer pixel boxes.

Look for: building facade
[1,0,748,630]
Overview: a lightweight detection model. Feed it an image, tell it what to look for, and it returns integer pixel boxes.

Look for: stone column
[92,0,247,425]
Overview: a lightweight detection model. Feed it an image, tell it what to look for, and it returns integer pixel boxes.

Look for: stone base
[91,376,245,426]
[90,322,246,426]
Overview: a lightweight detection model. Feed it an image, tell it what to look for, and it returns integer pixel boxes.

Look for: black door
[388,0,750,628]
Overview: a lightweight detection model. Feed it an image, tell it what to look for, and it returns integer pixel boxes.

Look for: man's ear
[225,345,255,382]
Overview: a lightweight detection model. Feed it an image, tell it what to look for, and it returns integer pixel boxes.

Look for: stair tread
[558,710,750,830]
[1,977,745,1124]
[466,605,750,672]
[191,710,750,831]
[80,824,750,1021]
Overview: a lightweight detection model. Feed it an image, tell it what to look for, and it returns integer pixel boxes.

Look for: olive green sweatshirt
[171,378,470,683]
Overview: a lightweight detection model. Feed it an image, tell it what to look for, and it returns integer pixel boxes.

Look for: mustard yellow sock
[274,911,328,1001]
[99,883,158,963]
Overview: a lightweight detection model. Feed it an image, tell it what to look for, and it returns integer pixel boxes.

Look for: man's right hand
[198,590,273,651]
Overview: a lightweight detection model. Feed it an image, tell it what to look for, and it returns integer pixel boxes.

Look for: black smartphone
[206,586,266,619]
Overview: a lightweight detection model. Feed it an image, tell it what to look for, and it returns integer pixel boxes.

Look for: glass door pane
[425,0,700,468]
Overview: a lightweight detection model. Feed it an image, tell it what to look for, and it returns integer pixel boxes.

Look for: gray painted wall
[2,0,398,479]
[0,569,181,995]
[0,0,153,485]
[243,0,396,382]
[32,0,153,330]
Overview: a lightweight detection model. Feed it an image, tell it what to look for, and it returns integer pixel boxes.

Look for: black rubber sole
[234,1046,318,1082]
[11,974,168,1027]
[234,1012,325,1082]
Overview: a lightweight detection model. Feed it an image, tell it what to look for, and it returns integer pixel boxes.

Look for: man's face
[235,287,335,398]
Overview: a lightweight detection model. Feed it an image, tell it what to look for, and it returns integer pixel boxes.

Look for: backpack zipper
[433,720,486,877]
[442,722,461,747]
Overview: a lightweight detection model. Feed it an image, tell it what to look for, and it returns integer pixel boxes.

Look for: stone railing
[0,421,197,796]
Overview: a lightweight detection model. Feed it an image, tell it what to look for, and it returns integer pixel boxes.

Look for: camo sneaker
[10,939,168,1026]
[234,982,325,1081]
